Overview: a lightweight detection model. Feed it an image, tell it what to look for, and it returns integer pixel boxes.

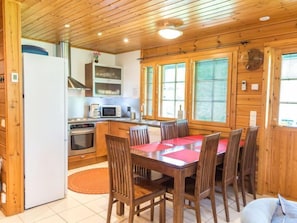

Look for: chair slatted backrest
[129,125,150,146]
[177,119,189,137]
[105,134,134,204]
[160,120,178,141]
[129,125,151,178]
[195,132,221,198]
[223,129,243,184]
[241,126,259,174]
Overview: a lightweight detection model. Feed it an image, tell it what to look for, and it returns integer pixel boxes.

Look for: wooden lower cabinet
[68,121,160,169]
[68,121,109,169]
[109,121,134,140]
[95,121,109,156]
[68,152,97,170]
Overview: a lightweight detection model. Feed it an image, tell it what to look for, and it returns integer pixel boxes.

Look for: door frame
[260,37,297,195]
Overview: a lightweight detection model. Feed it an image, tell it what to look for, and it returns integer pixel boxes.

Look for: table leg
[173,169,185,223]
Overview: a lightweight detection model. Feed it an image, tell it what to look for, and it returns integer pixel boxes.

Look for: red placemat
[193,141,227,153]
[219,139,245,149]
[161,137,194,146]
[217,143,227,153]
[183,135,204,141]
[163,149,200,163]
[131,142,172,152]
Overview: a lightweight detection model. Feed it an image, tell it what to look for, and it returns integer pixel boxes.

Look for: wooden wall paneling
[142,19,297,60]
[2,0,23,215]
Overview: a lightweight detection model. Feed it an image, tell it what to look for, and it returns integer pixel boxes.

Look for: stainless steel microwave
[101,105,122,117]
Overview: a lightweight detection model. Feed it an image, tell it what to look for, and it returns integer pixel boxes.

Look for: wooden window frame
[140,48,237,130]
[189,49,237,129]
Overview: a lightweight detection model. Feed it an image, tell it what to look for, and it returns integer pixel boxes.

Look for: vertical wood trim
[2,0,23,215]
[257,46,274,194]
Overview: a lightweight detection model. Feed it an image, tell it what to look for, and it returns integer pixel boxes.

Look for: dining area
[105,119,259,223]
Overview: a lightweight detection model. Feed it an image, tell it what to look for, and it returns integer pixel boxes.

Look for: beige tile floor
[0,162,256,223]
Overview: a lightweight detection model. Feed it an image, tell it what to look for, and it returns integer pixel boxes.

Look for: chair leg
[249,173,257,200]
[233,179,240,212]
[159,196,166,223]
[106,196,113,223]
[210,190,218,223]
[150,199,154,221]
[240,175,247,207]
[128,206,134,223]
[194,200,202,223]
[222,184,230,222]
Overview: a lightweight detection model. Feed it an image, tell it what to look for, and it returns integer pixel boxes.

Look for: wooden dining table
[120,135,233,223]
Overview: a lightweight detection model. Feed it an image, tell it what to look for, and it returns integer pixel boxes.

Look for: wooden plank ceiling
[17,0,297,54]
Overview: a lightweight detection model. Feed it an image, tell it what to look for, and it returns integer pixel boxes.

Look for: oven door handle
[70,128,94,135]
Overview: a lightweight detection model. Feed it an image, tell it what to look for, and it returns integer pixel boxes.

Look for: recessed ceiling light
[97,32,102,36]
[259,16,270,22]
[64,24,70,28]
[123,38,129,43]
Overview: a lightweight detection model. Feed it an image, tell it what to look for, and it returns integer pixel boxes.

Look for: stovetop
[68,117,101,124]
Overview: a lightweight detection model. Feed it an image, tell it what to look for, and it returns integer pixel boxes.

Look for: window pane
[160,63,185,118]
[162,83,175,100]
[280,80,297,102]
[176,83,185,100]
[193,58,228,123]
[144,66,153,116]
[195,102,212,120]
[162,64,176,82]
[279,104,297,127]
[177,64,186,81]
[281,54,297,78]
[278,53,297,127]
[160,101,175,117]
[213,102,226,122]
[214,80,227,101]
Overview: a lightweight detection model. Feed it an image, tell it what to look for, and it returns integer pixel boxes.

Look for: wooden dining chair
[239,126,259,206]
[105,134,166,223]
[165,132,221,223]
[215,128,242,222]
[129,125,151,178]
[160,120,178,141]
[177,119,189,137]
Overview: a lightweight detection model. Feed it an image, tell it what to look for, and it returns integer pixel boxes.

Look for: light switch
[11,72,18,83]
[251,84,259,90]
[250,111,257,127]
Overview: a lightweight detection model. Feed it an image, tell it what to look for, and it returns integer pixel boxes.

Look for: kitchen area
[17,38,159,210]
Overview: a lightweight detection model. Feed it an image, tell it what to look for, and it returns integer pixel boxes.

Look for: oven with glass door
[68,122,96,156]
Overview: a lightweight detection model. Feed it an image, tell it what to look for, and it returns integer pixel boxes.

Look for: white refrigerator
[23,53,67,209]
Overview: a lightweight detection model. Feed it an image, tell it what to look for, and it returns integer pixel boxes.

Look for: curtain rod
[138,40,250,61]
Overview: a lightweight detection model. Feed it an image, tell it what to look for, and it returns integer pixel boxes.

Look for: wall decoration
[246,48,264,71]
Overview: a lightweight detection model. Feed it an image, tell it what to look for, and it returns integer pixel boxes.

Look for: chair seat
[134,177,166,202]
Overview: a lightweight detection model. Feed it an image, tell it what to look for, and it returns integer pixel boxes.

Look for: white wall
[21,38,117,85]
[22,38,57,56]
[116,50,141,98]
[21,39,141,117]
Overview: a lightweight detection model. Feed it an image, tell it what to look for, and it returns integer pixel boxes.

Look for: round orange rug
[68,168,109,194]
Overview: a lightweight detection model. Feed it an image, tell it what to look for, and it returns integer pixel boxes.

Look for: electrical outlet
[127,106,131,112]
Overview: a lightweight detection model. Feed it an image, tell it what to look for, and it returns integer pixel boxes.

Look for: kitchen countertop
[111,118,161,127]
[68,117,161,127]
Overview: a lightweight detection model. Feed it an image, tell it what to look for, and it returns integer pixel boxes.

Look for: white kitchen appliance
[89,103,100,118]
[23,53,67,209]
[101,105,122,117]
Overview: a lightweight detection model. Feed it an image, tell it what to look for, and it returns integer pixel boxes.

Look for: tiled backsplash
[68,90,140,119]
